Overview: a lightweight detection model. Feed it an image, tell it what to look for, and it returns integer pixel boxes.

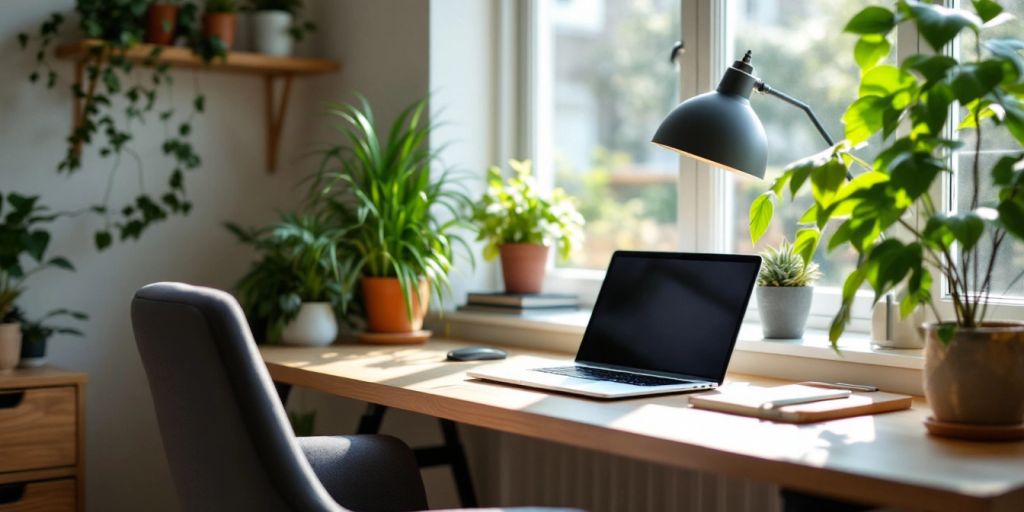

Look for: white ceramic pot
[281,302,338,346]
[251,10,294,56]
[0,323,22,373]
[756,286,813,339]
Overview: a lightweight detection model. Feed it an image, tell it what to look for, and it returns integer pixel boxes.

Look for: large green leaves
[844,6,896,35]
[900,0,981,52]
[749,193,774,245]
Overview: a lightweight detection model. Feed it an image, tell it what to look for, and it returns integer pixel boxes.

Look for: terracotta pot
[203,12,237,49]
[362,277,429,333]
[499,243,549,294]
[923,322,1024,425]
[145,3,179,45]
[0,323,22,373]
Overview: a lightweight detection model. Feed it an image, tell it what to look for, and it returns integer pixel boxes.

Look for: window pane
[542,0,681,270]
[954,0,1024,299]
[725,0,888,287]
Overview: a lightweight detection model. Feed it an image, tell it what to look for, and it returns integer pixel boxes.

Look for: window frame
[515,0,1024,333]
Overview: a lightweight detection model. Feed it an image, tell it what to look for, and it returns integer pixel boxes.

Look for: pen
[759,391,851,410]
[800,381,879,392]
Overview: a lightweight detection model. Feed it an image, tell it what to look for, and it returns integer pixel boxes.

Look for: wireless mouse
[446,346,508,361]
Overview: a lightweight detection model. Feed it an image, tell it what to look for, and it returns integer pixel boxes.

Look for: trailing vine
[19,0,225,249]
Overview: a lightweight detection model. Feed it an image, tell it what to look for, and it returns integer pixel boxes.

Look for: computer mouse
[446,346,508,361]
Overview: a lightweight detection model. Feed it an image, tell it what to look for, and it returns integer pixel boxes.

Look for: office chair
[131,282,579,512]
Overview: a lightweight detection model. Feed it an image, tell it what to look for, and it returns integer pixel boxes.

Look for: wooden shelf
[54,40,341,172]
[55,40,340,75]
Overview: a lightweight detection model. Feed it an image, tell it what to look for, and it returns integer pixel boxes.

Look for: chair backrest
[131,282,343,512]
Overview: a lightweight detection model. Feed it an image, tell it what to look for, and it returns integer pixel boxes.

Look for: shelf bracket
[264,74,293,173]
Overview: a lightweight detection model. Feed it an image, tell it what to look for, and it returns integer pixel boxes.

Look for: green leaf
[17,33,28,49]
[901,0,981,52]
[844,96,889,145]
[949,61,1004,104]
[997,196,1024,240]
[859,65,916,98]
[992,154,1024,186]
[810,159,848,207]
[749,193,774,245]
[95,231,112,250]
[972,0,1003,23]
[792,228,821,267]
[47,257,75,271]
[855,35,891,71]
[844,6,896,35]
[938,324,956,343]
[922,82,954,135]
[984,39,1024,83]
[903,54,958,84]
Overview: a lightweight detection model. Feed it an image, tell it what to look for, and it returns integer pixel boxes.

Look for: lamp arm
[755,81,854,180]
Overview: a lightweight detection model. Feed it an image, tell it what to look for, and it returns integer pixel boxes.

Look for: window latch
[669,40,685,63]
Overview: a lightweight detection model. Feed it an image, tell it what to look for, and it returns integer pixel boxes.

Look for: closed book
[689,384,913,424]
[456,304,579,315]
[466,292,579,308]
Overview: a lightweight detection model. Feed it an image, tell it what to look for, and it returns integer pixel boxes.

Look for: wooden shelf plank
[55,39,340,75]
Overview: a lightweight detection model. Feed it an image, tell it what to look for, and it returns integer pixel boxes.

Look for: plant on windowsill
[755,241,822,340]
[308,96,473,343]
[17,0,222,250]
[227,212,356,346]
[748,0,1024,429]
[247,0,316,56]
[472,159,585,294]
[0,193,79,372]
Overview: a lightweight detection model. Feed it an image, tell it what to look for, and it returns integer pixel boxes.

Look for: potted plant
[247,0,315,56]
[203,0,238,49]
[748,0,1024,427]
[310,96,473,342]
[472,159,584,294]
[12,307,88,368]
[0,192,76,372]
[145,1,180,45]
[755,241,822,339]
[227,212,355,346]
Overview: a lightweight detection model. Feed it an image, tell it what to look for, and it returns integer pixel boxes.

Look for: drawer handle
[0,483,25,504]
[0,391,24,409]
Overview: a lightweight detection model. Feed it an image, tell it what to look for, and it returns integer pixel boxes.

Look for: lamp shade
[652,56,768,179]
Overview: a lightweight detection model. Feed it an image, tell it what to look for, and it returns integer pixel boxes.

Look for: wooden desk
[261,339,1024,512]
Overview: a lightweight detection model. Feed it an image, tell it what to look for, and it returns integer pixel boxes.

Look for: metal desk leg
[781,489,875,512]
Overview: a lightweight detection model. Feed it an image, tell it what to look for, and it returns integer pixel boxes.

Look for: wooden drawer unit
[0,369,86,512]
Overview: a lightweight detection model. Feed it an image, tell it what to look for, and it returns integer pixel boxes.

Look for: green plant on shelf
[472,159,585,262]
[757,241,822,288]
[17,0,229,250]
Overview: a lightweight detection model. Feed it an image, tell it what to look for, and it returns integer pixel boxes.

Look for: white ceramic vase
[281,302,338,346]
[756,286,813,339]
[251,10,293,56]
[0,323,22,373]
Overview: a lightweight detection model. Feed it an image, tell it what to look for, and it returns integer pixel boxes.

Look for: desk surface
[262,339,1024,512]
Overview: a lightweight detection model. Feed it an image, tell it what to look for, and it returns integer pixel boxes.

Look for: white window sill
[431,308,925,395]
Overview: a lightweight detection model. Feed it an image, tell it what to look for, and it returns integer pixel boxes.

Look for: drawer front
[0,387,76,473]
[0,479,75,512]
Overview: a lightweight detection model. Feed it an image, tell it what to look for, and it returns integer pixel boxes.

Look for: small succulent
[757,241,822,287]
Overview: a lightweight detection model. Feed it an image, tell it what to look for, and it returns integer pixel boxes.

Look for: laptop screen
[575,251,761,383]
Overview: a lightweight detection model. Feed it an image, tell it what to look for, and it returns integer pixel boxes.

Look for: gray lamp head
[652,51,768,179]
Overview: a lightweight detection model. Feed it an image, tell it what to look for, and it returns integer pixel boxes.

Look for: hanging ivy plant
[19,0,227,250]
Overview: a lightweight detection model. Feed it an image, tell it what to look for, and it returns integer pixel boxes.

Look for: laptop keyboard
[535,366,693,387]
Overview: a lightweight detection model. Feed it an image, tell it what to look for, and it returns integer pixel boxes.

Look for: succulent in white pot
[755,241,822,339]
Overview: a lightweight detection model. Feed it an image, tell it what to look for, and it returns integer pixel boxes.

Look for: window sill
[430,308,925,395]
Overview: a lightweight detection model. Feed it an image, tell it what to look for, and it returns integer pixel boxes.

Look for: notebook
[690,384,913,423]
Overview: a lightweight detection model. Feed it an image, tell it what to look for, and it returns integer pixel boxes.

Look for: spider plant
[309,96,473,317]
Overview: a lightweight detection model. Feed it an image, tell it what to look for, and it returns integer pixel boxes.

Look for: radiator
[489,433,781,512]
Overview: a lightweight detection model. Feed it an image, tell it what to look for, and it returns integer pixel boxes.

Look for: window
[532,0,682,271]
[952,0,1024,302]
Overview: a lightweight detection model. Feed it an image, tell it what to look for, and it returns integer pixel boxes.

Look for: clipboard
[689,384,913,423]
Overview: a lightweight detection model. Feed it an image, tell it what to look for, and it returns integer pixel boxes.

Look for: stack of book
[458,292,580,314]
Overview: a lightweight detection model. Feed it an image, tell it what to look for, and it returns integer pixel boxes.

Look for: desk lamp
[652,51,847,180]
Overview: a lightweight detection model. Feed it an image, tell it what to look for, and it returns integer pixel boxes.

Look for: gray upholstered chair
[131,282,580,512]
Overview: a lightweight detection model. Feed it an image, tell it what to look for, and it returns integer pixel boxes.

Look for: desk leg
[781,489,875,512]
[355,403,478,508]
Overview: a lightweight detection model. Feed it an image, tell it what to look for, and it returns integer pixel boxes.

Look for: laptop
[468,251,761,399]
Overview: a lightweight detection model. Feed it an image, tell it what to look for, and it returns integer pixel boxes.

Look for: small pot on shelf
[0,322,22,373]
[756,286,813,339]
[923,322,1024,426]
[144,3,179,45]
[251,10,294,56]
[359,277,431,344]
[18,337,47,368]
[203,12,237,49]
[280,302,338,347]
[499,243,549,294]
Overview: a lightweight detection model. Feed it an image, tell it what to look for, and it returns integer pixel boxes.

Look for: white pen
[800,381,879,392]
[759,390,851,410]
